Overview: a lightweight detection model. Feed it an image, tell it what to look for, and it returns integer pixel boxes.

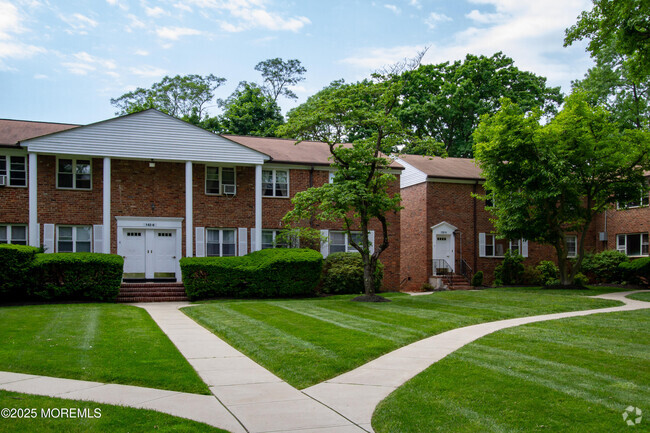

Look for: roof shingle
[0,119,79,147]
[400,154,483,180]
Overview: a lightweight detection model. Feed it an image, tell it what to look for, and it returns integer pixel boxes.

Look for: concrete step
[117,283,188,303]
[116,296,189,303]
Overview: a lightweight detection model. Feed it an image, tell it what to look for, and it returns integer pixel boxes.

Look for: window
[57,226,92,252]
[206,229,236,257]
[261,230,292,249]
[0,225,27,245]
[617,233,649,256]
[330,231,364,254]
[262,169,289,197]
[205,166,236,195]
[0,155,27,187]
[566,235,577,258]
[617,193,649,209]
[483,234,524,257]
[57,158,91,189]
[329,171,335,184]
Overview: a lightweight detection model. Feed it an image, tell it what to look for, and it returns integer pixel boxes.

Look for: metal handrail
[458,258,473,284]
[432,259,453,287]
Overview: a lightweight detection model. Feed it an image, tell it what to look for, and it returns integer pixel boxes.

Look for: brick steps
[435,274,473,290]
[116,282,188,303]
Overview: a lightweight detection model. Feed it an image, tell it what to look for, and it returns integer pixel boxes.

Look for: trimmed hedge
[581,250,629,283]
[620,257,650,286]
[181,248,323,300]
[0,244,40,300]
[31,253,124,301]
[320,252,383,295]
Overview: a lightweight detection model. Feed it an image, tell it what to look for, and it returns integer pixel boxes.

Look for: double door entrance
[122,229,178,279]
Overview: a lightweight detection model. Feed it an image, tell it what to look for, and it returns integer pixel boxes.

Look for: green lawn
[0,304,209,395]
[0,391,229,433]
[182,288,621,389]
[628,291,650,302]
[372,308,650,433]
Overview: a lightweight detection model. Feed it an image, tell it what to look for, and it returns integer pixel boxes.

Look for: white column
[185,161,193,257]
[254,164,262,252]
[103,157,111,254]
[28,152,38,247]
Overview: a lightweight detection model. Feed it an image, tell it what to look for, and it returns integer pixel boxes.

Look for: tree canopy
[219,82,284,137]
[398,52,563,157]
[255,58,306,102]
[474,92,650,285]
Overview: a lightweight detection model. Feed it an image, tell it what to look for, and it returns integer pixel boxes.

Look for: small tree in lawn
[280,76,435,300]
[474,92,650,286]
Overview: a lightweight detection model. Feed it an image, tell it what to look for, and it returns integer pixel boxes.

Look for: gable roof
[223,135,403,169]
[399,154,483,181]
[0,119,79,147]
[21,109,269,165]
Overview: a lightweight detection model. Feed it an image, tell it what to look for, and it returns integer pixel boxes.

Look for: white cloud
[145,6,168,17]
[125,13,146,32]
[0,1,24,40]
[155,26,203,40]
[129,65,167,77]
[384,4,401,14]
[186,0,311,32]
[466,9,506,24]
[408,0,421,8]
[424,12,452,29]
[173,2,192,12]
[0,1,45,69]
[106,0,128,10]
[62,51,116,75]
[60,12,98,35]
[134,49,149,56]
[34,73,48,79]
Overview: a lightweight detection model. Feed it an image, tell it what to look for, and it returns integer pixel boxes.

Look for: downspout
[473,181,478,272]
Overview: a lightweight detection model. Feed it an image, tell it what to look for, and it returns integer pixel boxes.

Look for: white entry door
[121,228,178,279]
[122,230,146,278]
[152,230,177,278]
[434,234,455,273]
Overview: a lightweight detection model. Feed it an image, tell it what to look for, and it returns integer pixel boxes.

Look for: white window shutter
[368,230,375,254]
[320,229,329,257]
[35,223,40,248]
[238,228,247,256]
[43,224,55,253]
[521,239,529,257]
[93,225,103,253]
[195,227,205,257]
[250,228,256,252]
[478,233,486,257]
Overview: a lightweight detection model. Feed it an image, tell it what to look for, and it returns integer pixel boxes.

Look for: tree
[219,82,284,137]
[110,74,226,119]
[398,52,563,157]
[279,77,424,300]
[255,58,306,102]
[474,92,650,286]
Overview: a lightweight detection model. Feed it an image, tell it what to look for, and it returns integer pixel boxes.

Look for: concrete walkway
[0,291,647,433]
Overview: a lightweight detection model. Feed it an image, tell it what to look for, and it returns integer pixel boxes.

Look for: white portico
[431,221,458,275]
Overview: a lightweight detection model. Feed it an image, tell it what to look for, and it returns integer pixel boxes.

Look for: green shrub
[536,261,559,285]
[181,248,323,300]
[471,271,484,287]
[320,252,383,295]
[32,253,124,301]
[520,265,543,285]
[581,250,629,283]
[494,251,525,285]
[0,244,40,300]
[574,272,589,286]
[619,257,650,286]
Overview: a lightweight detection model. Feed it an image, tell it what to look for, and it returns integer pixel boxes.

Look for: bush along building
[397,154,650,291]
[0,109,402,297]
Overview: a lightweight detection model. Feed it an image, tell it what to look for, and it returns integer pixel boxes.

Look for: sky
[0,0,595,125]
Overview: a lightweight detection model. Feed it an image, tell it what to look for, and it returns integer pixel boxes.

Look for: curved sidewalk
[302,290,650,431]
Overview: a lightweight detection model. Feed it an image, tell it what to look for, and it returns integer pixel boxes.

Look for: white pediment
[431,221,458,235]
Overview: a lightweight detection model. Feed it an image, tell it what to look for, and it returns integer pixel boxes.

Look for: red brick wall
[0,176,28,224]
[597,205,650,254]
[400,183,428,291]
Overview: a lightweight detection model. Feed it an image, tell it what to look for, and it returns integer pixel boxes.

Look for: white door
[122,230,146,279]
[152,230,177,279]
[434,234,455,273]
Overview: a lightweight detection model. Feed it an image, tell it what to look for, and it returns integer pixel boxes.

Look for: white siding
[396,157,427,188]
[23,110,269,165]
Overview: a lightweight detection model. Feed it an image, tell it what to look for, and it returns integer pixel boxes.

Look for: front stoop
[116,282,189,303]
[429,274,473,290]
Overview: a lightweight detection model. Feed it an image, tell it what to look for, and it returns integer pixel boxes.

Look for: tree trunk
[363,255,376,296]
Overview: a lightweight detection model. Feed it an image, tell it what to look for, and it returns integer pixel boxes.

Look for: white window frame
[56,225,92,252]
[205,228,237,257]
[0,224,28,245]
[261,229,298,249]
[328,171,335,184]
[329,231,365,254]
[617,193,649,209]
[0,155,27,187]
[205,165,236,196]
[56,157,92,190]
[484,234,523,258]
[262,169,290,198]
[565,235,577,258]
[617,233,649,257]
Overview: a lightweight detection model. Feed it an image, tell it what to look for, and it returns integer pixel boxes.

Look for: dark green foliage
[31,253,124,301]
[219,82,284,137]
[471,271,484,287]
[619,257,650,286]
[537,260,560,285]
[520,265,543,285]
[494,251,525,285]
[581,249,629,283]
[181,249,323,300]
[0,244,40,300]
[574,272,590,286]
[320,252,384,295]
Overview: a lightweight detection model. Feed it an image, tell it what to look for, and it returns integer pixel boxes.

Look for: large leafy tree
[279,77,432,300]
[110,74,226,120]
[219,82,284,137]
[398,52,563,157]
[254,58,306,102]
[474,93,650,286]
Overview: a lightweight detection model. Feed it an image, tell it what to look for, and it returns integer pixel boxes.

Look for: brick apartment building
[0,110,402,289]
[397,155,650,291]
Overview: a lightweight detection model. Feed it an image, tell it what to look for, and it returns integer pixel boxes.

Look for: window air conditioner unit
[598,232,607,241]
[0,175,6,186]
[223,184,236,195]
